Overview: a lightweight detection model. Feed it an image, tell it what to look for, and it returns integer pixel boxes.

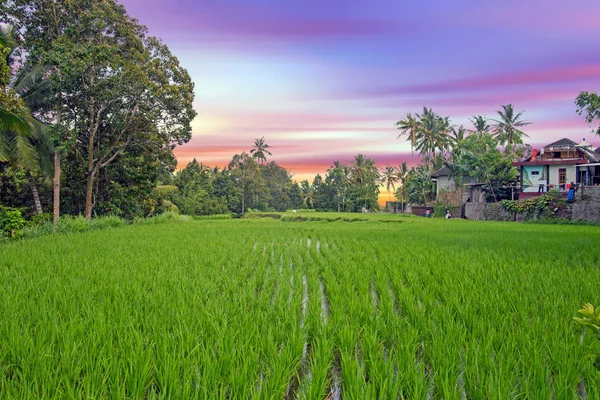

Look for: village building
[512,138,600,197]
[431,166,477,205]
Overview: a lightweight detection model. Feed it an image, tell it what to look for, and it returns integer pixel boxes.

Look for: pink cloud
[364,63,600,97]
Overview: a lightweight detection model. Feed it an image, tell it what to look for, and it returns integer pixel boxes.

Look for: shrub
[500,190,567,221]
[433,204,460,218]
[90,216,127,230]
[0,207,26,239]
[30,213,52,226]
[134,211,190,225]
[55,215,91,233]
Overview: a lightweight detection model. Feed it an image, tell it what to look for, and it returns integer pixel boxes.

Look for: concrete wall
[548,165,577,187]
[576,186,600,203]
[464,203,513,221]
[572,203,600,221]
[436,176,455,193]
[465,194,600,223]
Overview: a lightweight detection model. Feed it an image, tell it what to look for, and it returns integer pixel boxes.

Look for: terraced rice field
[1,215,599,398]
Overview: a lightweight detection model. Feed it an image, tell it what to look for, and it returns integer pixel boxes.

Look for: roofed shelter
[513,138,600,196]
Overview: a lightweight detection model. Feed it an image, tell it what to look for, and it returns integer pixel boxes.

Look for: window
[559,168,566,185]
[531,171,540,176]
[553,152,561,159]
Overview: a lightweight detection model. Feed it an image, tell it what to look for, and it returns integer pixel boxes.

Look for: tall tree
[395,112,419,154]
[250,137,272,164]
[4,0,196,219]
[575,91,600,135]
[326,161,351,212]
[349,154,380,211]
[395,162,409,211]
[381,165,398,202]
[414,107,452,169]
[300,179,314,209]
[228,152,263,215]
[469,115,490,136]
[492,104,531,158]
[0,25,53,214]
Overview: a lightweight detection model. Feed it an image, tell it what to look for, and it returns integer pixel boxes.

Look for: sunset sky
[120,0,600,196]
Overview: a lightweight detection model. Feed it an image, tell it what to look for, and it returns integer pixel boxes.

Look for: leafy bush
[30,213,52,226]
[134,211,191,225]
[158,200,180,214]
[433,204,460,218]
[0,207,26,239]
[500,190,567,220]
[90,216,127,230]
[55,215,91,233]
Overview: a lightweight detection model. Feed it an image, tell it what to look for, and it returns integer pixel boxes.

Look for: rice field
[1,215,599,398]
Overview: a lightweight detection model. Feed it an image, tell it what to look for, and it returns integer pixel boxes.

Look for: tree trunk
[85,169,95,219]
[85,98,96,220]
[53,150,60,224]
[26,171,43,215]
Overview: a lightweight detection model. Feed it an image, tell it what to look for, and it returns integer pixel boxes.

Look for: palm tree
[491,104,531,157]
[300,180,314,208]
[350,154,379,185]
[414,108,451,169]
[469,115,490,136]
[395,113,419,154]
[0,26,53,214]
[381,165,398,202]
[250,137,272,164]
[395,162,409,212]
[327,161,351,212]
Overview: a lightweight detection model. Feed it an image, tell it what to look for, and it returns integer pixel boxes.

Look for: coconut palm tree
[350,154,379,185]
[469,115,490,136]
[300,180,314,208]
[414,108,451,169]
[380,165,399,202]
[492,104,531,157]
[250,137,272,164]
[327,160,351,212]
[0,26,53,214]
[395,112,419,154]
[396,162,409,212]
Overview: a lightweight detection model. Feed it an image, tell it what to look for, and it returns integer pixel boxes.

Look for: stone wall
[465,196,600,223]
[576,186,600,203]
[572,202,600,222]
[464,203,513,221]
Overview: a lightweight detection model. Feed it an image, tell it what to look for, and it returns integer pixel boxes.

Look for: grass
[1,216,599,398]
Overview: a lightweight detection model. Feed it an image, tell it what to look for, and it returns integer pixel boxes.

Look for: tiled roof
[582,148,600,163]
[432,166,450,177]
[543,138,577,150]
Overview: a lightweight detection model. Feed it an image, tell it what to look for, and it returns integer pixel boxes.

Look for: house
[513,138,600,197]
[431,166,477,204]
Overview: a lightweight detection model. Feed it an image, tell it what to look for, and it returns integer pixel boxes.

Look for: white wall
[436,176,455,194]
[548,165,577,187]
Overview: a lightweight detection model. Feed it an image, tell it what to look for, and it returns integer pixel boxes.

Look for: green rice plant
[0,217,599,397]
[574,303,600,371]
[193,214,232,220]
